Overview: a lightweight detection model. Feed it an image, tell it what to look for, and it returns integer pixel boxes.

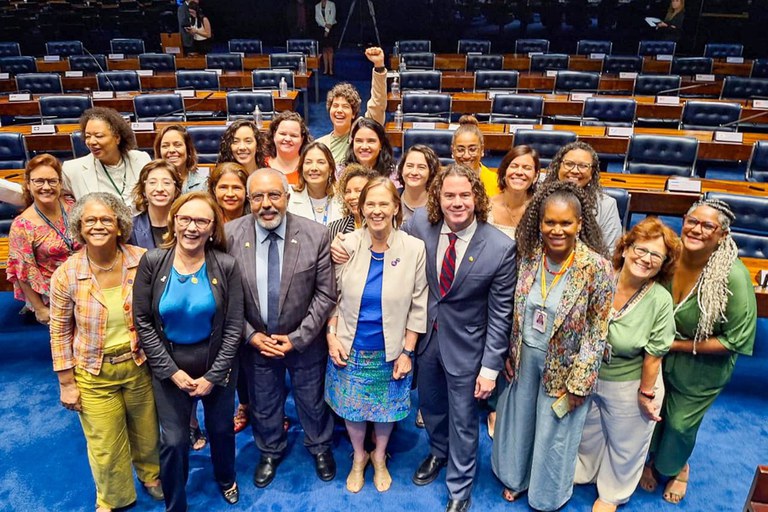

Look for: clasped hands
[250,332,294,359]
[170,370,214,396]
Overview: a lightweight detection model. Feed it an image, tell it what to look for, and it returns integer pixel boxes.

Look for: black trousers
[152,342,237,512]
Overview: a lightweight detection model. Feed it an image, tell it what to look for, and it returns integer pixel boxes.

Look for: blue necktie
[267,231,280,333]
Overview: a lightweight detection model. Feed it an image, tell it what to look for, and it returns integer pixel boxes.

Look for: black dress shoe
[412,454,447,486]
[314,450,336,481]
[445,498,471,512]
[253,455,281,488]
[220,483,239,505]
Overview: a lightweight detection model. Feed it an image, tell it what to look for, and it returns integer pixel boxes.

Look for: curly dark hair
[336,163,376,216]
[345,117,395,178]
[326,82,362,118]
[541,141,601,203]
[612,216,681,283]
[396,144,440,192]
[265,111,312,158]
[426,163,490,225]
[79,107,137,156]
[516,180,605,259]
[153,125,198,176]
[216,119,265,168]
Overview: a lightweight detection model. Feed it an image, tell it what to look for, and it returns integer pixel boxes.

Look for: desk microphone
[82,45,116,94]
[150,90,215,123]
[719,110,768,129]
[1,88,33,97]
[655,83,712,96]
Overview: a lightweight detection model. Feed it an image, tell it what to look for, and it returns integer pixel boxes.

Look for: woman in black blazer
[134,191,244,511]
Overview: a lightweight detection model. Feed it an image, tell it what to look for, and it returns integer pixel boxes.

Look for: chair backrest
[97,71,141,92]
[602,187,631,230]
[399,70,441,91]
[729,232,768,259]
[576,39,612,55]
[0,132,28,169]
[286,39,318,55]
[512,129,578,168]
[39,95,92,124]
[400,52,435,70]
[704,191,768,236]
[582,97,636,127]
[638,40,676,56]
[110,38,145,55]
[176,70,219,90]
[466,54,503,71]
[680,100,741,132]
[68,54,108,73]
[16,73,62,94]
[624,134,698,176]
[0,200,20,235]
[603,55,643,74]
[515,38,549,54]
[530,53,569,72]
[133,93,185,121]
[252,69,294,89]
[458,39,491,54]
[226,91,275,120]
[704,43,743,58]
[554,70,600,93]
[402,129,454,161]
[186,125,229,163]
[206,53,243,72]
[720,76,768,100]
[633,74,681,96]
[401,92,452,123]
[490,94,544,124]
[0,56,36,74]
[474,70,519,91]
[747,141,768,183]
[45,40,83,57]
[269,53,302,71]
[752,59,768,79]
[139,53,176,72]
[397,40,431,53]
[0,42,21,58]
[71,131,90,158]
[670,56,713,76]
[229,39,263,54]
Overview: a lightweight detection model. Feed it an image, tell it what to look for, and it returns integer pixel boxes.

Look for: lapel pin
[391,258,400,267]
[245,242,251,248]
[160,275,167,282]
[291,238,298,244]
[469,256,475,262]
[211,278,218,285]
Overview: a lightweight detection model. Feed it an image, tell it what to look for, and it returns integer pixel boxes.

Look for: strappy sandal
[189,425,207,451]
[663,464,689,505]
[233,404,249,434]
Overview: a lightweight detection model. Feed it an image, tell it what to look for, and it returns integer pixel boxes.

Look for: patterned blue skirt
[324,348,412,422]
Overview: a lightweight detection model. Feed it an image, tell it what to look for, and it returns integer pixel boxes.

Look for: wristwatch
[638,388,656,399]
[374,66,386,73]
[401,348,414,358]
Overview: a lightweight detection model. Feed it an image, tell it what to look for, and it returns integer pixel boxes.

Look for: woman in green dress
[640,198,757,505]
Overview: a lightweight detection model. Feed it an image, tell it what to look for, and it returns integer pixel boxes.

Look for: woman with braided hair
[492,180,614,511]
[640,198,756,505]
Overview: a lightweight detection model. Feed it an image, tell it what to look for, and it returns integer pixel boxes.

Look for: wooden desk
[0,237,9,291]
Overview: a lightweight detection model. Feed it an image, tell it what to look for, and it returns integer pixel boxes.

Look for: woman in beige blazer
[325,177,428,493]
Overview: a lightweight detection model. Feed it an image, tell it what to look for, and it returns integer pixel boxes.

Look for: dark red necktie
[439,233,458,297]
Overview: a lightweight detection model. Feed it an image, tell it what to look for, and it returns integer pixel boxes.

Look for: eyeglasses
[145,179,175,188]
[683,215,720,235]
[630,244,666,264]
[175,215,213,229]
[507,163,536,172]
[30,178,60,187]
[250,191,285,203]
[83,216,116,227]
[453,145,481,157]
[560,160,594,172]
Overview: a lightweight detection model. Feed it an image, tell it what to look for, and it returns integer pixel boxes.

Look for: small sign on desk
[174,89,196,98]
[131,122,155,132]
[569,92,593,101]
[656,95,681,105]
[753,99,768,109]
[165,47,181,55]
[108,53,125,60]
[412,122,437,129]
[528,52,544,57]
[0,72,10,80]
[714,131,743,143]
[619,72,638,79]
[726,56,744,64]
[546,70,558,78]
[136,70,153,77]
[204,68,223,76]
[507,124,535,133]
[656,54,673,61]
[695,73,716,82]
[43,55,61,62]
[31,124,57,134]
[65,70,84,78]
[589,53,605,60]
[665,177,702,193]
[9,93,31,102]
[92,91,115,99]
[607,126,633,137]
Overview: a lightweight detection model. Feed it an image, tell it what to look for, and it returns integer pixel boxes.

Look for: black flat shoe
[446,498,471,512]
[314,450,336,481]
[412,454,447,486]
[253,455,281,488]
[220,483,239,505]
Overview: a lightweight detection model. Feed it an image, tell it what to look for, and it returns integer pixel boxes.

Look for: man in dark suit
[226,168,337,488]
[177,0,193,55]
[407,164,517,512]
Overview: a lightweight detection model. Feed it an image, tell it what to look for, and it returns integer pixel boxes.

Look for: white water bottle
[391,77,400,98]
[393,42,399,57]
[253,105,262,126]
[279,77,288,98]
[399,57,407,72]
[394,105,403,131]
[298,55,307,75]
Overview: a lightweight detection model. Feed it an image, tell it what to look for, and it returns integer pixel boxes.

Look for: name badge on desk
[174,89,196,98]
[656,96,680,105]
[714,131,743,143]
[92,91,114,99]
[31,124,56,134]
[656,54,673,61]
[753,99,768,109]
[619,72,638,79]
[131,122,155,132]
[570,92,593,101]
[165,46,181,55]
[9,93,31,102]
[136,70,153,77]
[204,68,223,76]
[412,122,437,129]
[528,52,544,58]
[665,177,702,193]
[43,55,60,62]
[108,53,125,60]
[0,72,10,80]
[695,73,715,82]
[607,126,633,137]
[589,53,605,60]
[726,57,744,64]
[65,70,84,78]
[546,70,558,78]
[507,124,535,133]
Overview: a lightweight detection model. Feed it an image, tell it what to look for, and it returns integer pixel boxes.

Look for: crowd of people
[5,44,757,512]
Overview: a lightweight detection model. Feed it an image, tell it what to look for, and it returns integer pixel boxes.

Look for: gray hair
[245,167,291,195]
[69,192,133,245]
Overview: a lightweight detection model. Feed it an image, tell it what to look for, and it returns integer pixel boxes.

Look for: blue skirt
[324,348,411,422]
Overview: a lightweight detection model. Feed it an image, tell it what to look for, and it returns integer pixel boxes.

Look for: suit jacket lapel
[278,216,299,315]
[239,219,261,310]
[425,221,441,293]
[550,242,590,335]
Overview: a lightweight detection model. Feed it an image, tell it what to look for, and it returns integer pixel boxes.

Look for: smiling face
[84,119,121,164]
[249,172,288,230]
[343,176,368,215]
[214,173,246,219]
[301,147,331,192]
[557,149,595,189]
[402,151,431,191]
[504,154,538,193]
[231,126,259,171]
[452,131,483,172]
[80,200,119,250]
[329,96,354,135]
[540,200,582,260]
[159,130,188,172]
[274,119,303,160]
[440,175,476,232]
[144,168,176,210]
[622,236,667,282]
[174,198,214,255]
[681,205,725,256]
[353,127,382,167]
[362,184,398,238]
[27,165,61,208]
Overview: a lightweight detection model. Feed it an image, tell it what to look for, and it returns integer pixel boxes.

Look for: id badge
[533,308,547,333]
[603,342,613,364]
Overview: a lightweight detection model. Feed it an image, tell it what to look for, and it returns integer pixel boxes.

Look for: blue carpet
[0,290,766,511]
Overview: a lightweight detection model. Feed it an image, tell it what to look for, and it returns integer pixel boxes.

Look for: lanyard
[34,202,75,253]
[97,157,127,198]
[540,250,575,306]
[311,197,330,226]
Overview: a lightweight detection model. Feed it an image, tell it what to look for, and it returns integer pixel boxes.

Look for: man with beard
[226,168,338,488]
